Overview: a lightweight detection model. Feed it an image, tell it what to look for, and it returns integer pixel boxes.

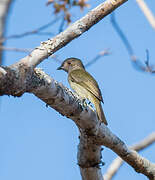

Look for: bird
[57,57,108,125]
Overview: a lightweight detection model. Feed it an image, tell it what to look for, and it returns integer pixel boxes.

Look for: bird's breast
[68,80,88,99]
[68,79,95,104]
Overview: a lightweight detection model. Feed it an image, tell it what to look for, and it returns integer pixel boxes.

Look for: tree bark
[104,132,155,180]
[0,67,155,180]
[1,0,155,180]
[17,0,128,68]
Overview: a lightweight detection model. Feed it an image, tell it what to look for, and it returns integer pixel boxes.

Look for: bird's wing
[69,69,103,102]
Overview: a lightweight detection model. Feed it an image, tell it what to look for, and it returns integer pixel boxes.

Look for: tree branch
[0,46,32,53]
[2,1,155,180]
[85,49,110,68]
[17,0,127,68]
[136,0,155,30]
[0,0,13,65]
[110,12,155,73]
[0,66,155,180]
[0,17,62,43]
[104,132,155,180]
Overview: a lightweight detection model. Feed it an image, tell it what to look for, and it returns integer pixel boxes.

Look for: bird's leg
[81,98,87,107]
[77,97,90,109]
[88,101,93,107]
[73,93,87,109]
[82,99,95,112]
[75,94,93,110]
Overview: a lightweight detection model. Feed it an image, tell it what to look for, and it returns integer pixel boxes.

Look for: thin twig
[0,0,13,65]
[0,46,32,53]
[59,14,66,33]
[52,49,110,67]
[49,54,62,63]
[110,12,155,73]
[104,132,155,180]
[0,16,62,43]
[136,0,155,30]
[85,49,110,68]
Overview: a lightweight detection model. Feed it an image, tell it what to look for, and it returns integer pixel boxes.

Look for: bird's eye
[68,62,71,65]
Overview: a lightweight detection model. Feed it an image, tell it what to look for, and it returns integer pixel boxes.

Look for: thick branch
[0,66,154,180]
[78,134,103,180]
[18,0,127,68]
[25,70,155,180]
[104,132,155,180]
[2,1,155,180]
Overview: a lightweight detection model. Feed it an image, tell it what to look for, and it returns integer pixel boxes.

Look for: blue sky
[0,0,155,180]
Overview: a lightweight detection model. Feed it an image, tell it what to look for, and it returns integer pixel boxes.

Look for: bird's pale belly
[69,81,94,103]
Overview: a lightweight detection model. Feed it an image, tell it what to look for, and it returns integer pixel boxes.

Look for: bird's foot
[81,98,87,107]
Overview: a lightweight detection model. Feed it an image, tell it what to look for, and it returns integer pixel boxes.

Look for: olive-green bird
[57,57,108,125]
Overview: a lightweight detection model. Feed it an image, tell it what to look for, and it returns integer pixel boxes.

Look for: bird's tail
[94,100,108,125]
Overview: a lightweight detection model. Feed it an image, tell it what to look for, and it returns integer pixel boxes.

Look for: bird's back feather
[69,69,103,102]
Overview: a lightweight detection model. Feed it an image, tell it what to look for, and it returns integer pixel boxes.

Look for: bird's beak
[57,64,67,72]
[57,66,62,70]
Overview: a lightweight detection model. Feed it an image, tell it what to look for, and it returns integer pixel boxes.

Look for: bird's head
[57,57,85,73]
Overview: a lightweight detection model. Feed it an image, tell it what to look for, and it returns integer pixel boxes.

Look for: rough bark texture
[0,66,155,180]
[18,0,128,68]
[78,134,103,180]
[1,0,155,180]
[104,133,155,180]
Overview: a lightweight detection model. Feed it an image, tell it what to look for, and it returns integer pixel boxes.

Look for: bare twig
[8,1,155,180]
[16,0,127,68]
[52,49,110,67]
[110,12,155,73]
[0,0,13,110]
[104,132,155,180]
[59,14,66,33]
[0,16,62,43]
[0,46,32,53]
[132,132,155,151]
[0,0,13,65]
[85,49,110,68]
[0,65,155,179]
[136,0,155,30]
